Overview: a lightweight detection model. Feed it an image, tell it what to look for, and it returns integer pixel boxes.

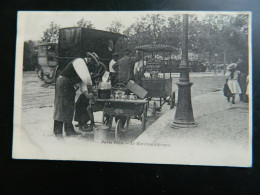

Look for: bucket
[94,125,108,143]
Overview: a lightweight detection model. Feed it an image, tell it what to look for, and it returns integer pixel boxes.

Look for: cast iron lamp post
[172,14,196,128]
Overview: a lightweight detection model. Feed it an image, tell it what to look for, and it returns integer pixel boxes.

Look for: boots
[232,95,235,104]
[64,123,81,136]
[227,97,230,102]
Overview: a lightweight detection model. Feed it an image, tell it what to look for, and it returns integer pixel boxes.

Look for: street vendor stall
[97,83,148,141]
[98,99,148,141]
[135,44,175,109]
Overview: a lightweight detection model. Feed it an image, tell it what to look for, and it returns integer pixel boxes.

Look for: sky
[18,11,248,41]
[19,11,174,41]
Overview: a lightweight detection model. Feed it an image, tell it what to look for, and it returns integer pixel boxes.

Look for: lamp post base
[171,120,197,128]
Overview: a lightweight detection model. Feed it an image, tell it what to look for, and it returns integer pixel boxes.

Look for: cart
[36,42,58,84]
[135,44,175,109]
[97,99,148,141]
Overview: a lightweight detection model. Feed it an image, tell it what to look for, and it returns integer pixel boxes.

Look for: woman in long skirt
[225,63,242,104]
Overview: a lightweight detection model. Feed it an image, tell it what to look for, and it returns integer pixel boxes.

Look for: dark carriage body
[58,27,123,69]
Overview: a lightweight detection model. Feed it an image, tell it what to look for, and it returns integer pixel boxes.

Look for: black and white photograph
[13,11,252,167]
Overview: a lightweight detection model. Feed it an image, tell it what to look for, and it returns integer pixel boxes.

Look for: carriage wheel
[102,113,112,129]
[125,117,130,130]
[36,65,44,80]
[142,104,148,131]
[102,112,105,125]
[91,62,107,82]
[43,75,55,84]
[115,119,121,141]
[54,66,61,84]
[170,91,175,109]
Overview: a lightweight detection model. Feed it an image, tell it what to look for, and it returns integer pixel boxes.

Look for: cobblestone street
[16,71,250,166]
[21,71,225,142]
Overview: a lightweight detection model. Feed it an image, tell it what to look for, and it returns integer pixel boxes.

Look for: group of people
[224,58,249,104]
[53,49,146,137]
[108,49,144,130]
[109,49,144,86]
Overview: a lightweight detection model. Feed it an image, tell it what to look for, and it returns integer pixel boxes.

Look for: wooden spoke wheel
[141,104,148,131]
[36,65,44,80]
[54,66,61,84]
[102,112,106,125]
[43,74,55,84]
[170,91,175,109]
[102,112,112,129]
[125,117,130,130]
[91,62,107,82]
[115,119,121,142]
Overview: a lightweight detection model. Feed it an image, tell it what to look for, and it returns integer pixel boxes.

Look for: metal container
[94,125,109,143]
[98,82,111,99]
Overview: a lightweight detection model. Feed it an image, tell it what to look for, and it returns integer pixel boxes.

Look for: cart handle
[113,83,126,88]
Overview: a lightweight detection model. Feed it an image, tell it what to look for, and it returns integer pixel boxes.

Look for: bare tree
[75,18,94,29]
[105,20,124,33]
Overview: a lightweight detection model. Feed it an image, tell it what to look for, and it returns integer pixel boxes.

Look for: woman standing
[225,63,242,104]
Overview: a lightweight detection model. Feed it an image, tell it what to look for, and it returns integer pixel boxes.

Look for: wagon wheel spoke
[125,117,130,130]
[170,91,175,109]
[115,119,121,141]
[142,104,148,131]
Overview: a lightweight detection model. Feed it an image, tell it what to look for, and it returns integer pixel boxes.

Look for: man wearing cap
[109,53,119,86]
[53,52,99,137]
[113,49,141,84]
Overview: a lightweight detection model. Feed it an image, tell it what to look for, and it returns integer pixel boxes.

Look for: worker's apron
[53,75,76,123]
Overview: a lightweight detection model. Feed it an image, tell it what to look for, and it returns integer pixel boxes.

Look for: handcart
[36,42,58,84]
[135,44,176,109]
[97,98,148,141]
[96,83,148,141]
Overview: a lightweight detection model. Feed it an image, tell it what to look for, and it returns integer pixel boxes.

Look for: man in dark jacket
[53,52,99,137]
[114,49,141,84]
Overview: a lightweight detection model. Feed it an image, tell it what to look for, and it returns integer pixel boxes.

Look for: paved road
[21,71,225,143]
[17,71,250,165]
[22,71,224,111]
[22,72,55,111]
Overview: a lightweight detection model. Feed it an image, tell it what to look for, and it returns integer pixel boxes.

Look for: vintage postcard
[13,11,252,167]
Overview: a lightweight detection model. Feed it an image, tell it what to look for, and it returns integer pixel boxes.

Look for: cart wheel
[142,104,148,131]
[108,116,113,130]
[102,112,105,125]
[43,75,55,84]
[102,113,111,127]
[125,117,130,130]
[91,62,107,81]
[115,119,121,141]
[54,66,61,84]
[170,91,175,109]
[36,65,44,80]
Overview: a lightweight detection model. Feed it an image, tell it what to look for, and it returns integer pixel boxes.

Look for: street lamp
[172,14,196,128]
